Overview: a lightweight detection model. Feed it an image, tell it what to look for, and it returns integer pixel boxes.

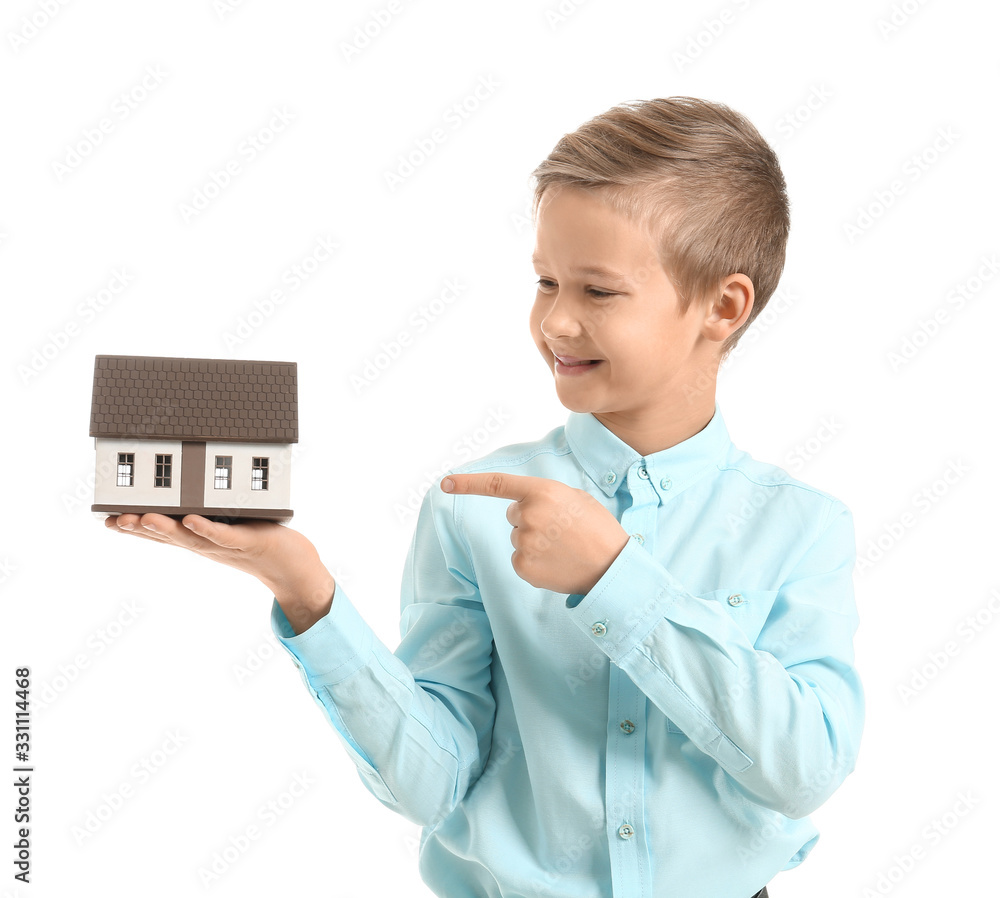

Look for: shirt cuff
[270,579,374,686]
[565,534,680,664]
[270,582,399,803]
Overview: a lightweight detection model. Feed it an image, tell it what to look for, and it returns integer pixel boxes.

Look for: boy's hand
[105,513,335,634]
[441,473,629,596]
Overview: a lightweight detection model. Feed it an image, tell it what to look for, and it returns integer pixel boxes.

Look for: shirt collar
[564,401,732,501]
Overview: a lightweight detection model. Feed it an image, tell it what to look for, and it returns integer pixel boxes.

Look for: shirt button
[618,823,635,840]
[637,466,649,479]
[604,471,617,485]
[727,593,745,606]
[620,719,635,735]
[631,532,644,545]
[660,477,672,491]
[591,620,608,637]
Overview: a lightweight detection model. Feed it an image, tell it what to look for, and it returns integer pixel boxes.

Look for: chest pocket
[662,587,779,735]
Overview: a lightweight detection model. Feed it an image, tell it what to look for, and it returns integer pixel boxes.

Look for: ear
[702,273,754,344]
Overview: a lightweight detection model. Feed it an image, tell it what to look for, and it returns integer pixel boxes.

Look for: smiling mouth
[553,354,603,376]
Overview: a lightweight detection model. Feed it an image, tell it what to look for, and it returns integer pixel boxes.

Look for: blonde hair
[529,97,790,360]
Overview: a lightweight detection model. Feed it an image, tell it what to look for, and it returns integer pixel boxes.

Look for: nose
[538,291,585,341]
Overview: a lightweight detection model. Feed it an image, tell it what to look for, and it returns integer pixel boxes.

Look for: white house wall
[94,438,184,507]
[202,442,292,511]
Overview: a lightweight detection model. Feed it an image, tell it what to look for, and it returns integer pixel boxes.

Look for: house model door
[180,441,207,509]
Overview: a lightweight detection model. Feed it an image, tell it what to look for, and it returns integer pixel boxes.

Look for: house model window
[251,457,269,490]
[215,456,233,490]
[117,453,134,487]
[90,355,296,522]
[155,454,172,488]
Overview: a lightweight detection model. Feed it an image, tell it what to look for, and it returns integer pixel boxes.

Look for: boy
[108,96,863,898]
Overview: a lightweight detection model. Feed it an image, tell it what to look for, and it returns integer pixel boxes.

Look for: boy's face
[530,187,723,431]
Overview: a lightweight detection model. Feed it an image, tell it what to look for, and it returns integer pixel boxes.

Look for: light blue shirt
[271,402,864,898]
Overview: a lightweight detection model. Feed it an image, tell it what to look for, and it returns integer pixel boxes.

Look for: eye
[535,278,616,299]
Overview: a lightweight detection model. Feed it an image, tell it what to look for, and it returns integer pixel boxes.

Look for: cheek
[607,317,654,359]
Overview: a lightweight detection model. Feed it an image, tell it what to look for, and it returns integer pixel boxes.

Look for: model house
[90,355,297,522]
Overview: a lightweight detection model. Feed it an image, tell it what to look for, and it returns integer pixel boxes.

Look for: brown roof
[89,355,298,443]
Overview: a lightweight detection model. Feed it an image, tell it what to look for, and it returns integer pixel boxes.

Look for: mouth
[553,353,603,375]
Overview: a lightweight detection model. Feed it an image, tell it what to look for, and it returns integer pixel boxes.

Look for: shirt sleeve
[565,499,864,820]
[271,480,496,828]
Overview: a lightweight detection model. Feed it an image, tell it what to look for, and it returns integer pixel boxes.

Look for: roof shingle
[89,355,298,442]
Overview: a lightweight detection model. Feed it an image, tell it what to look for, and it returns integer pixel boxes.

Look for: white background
[1,0,997,895]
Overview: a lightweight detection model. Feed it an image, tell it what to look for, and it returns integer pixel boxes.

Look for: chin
[553,390,600,414]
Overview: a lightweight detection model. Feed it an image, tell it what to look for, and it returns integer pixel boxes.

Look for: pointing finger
[441,472,547,501]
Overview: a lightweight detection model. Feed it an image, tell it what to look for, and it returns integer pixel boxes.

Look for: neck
[592,392,716,457]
